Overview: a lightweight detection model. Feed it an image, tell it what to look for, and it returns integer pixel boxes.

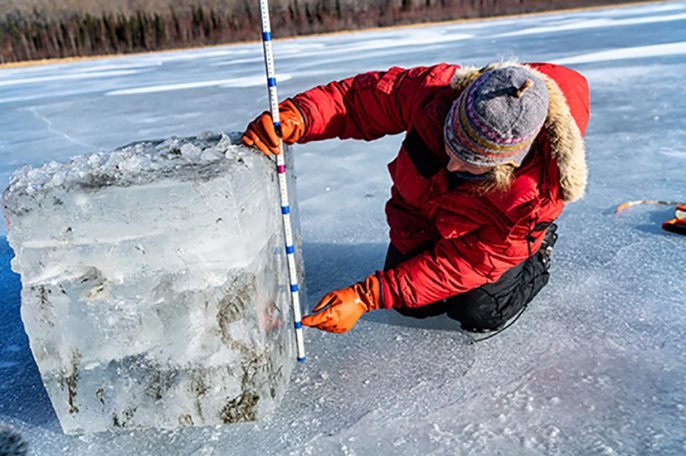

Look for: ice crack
[28,107,97,150]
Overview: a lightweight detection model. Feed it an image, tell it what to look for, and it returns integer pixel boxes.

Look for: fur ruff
[450,62,588,202]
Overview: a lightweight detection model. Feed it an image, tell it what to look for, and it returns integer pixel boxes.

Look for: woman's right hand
[241,99,306,156]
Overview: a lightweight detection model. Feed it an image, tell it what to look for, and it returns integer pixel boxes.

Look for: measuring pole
[258,0,306,362]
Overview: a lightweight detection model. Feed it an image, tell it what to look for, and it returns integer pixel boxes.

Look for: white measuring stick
[258,0,306,362]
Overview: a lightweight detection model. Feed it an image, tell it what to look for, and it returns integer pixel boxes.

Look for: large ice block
[2,132,304,434]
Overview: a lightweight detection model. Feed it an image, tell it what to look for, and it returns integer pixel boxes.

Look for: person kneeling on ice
[242,62,589,334]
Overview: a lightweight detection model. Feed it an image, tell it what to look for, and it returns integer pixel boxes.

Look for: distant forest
[0,0,653,63]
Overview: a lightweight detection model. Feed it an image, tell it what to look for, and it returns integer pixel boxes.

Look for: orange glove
[241,99,306,156]
[302,274,383,333]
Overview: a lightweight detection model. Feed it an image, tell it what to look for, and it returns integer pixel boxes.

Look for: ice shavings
[4,132,242,201]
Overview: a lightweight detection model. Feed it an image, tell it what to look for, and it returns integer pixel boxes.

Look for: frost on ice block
[1,132,304,434]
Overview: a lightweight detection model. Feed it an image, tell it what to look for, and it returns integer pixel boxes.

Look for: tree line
[0,0,650,63]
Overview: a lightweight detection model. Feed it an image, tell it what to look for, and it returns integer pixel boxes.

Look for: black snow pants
[384,224,557,332]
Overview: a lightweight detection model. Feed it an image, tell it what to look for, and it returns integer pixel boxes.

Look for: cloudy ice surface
[1,0,686,454]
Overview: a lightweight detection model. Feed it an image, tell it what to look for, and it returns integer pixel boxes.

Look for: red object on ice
[662,203,686,236]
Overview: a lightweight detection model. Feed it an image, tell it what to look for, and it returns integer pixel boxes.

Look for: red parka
[292,62,590,309]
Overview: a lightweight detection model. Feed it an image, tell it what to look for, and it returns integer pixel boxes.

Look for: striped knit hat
[444,65,549,168]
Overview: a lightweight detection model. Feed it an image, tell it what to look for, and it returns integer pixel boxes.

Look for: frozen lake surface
[1,1,685,454]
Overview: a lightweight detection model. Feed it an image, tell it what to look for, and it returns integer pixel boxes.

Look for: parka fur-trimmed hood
[450,62,589,202]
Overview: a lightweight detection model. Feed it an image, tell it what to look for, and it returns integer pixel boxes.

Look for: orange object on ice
[614,200,681,214]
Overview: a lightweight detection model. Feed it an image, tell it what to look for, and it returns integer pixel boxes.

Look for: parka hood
[450,62,588,202]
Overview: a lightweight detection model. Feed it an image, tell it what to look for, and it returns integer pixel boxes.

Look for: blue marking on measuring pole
[281,206,290,215]
[294,321,303,329]
[261,0,306,362]
[286,245,295,254]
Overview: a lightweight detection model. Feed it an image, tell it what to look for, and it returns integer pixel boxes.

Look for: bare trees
[0,0,648,63]
[0,4,258,62]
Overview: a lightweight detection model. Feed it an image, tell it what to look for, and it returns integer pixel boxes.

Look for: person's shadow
[302,241,462,331]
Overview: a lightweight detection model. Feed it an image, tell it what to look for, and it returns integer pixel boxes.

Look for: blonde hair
[476,163,517,194]
[473,142,540,195]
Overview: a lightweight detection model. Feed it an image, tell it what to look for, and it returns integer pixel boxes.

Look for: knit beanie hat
[444,65,549,168]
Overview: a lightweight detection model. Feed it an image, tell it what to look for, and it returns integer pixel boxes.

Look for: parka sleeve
[379,229,535,309]
[292,65,453,142]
